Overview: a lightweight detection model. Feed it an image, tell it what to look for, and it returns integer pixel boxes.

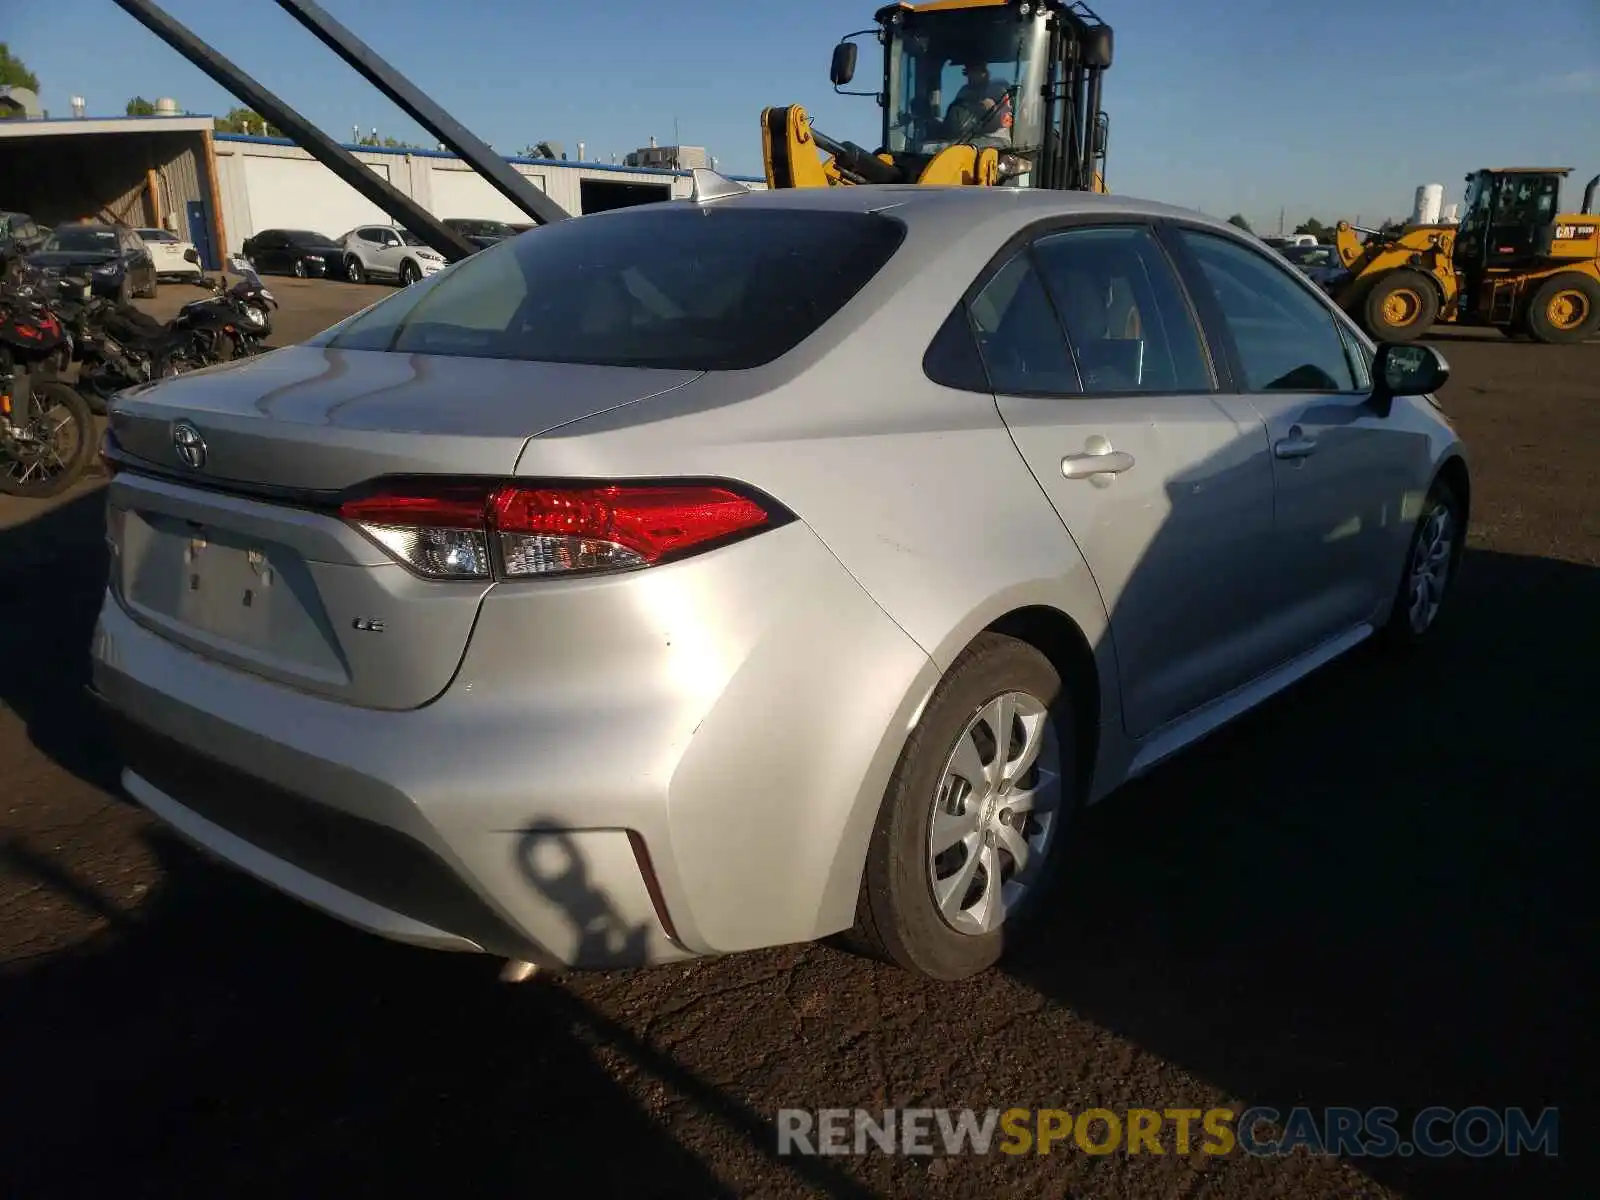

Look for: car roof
[649,182,1232,228]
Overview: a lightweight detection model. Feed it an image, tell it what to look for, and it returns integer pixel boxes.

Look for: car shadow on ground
[0,826,886,1199]
[1004,546,1595,1199]
[0,486,123,798]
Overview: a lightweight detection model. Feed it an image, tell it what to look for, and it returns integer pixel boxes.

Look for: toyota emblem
[172,421,207,470]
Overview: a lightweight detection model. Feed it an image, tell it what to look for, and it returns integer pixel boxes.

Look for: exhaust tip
[499,959,539,983]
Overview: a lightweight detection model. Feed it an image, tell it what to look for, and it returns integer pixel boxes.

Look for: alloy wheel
[927,691,1063,937]
[1407,500,1455,633]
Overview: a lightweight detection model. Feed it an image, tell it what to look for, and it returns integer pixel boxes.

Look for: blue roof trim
[212,132,762,181]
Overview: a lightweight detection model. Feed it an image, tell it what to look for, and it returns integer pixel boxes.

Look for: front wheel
[292,258,307,279]
[1379,476,1463,651]
[399,259,421,287]
[849,633,1076,981]
[0,381,96,498]
[1362,269,1440,342]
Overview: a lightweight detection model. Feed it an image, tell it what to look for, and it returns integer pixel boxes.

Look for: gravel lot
[0,277,1593,1199]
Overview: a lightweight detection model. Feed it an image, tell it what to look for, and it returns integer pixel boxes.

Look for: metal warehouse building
[1,112,765,270]
[211,135,768,259]
[0,114,228,262]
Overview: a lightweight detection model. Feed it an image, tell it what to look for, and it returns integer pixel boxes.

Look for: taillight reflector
[337,480,781,581]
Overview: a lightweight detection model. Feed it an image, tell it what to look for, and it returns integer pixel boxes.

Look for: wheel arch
[982,605,1103,807]
[1432,452,1471,540]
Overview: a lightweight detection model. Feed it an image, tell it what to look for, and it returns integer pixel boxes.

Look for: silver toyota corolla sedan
[90,180,1469,982]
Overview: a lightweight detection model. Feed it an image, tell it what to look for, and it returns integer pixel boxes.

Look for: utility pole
[1278,206,1285,235]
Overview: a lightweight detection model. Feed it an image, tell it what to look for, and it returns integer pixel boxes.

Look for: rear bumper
[90,521,939,969]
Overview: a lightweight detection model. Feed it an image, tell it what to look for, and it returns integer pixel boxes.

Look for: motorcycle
[175,254,278,361]
[0,260,96,498]
[75,252,276,412]
[75,299,204,412]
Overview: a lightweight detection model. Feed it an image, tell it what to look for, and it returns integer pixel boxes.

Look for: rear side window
[316,207,908,370]
[1032,226,1213,394]
[967,253,1081,395]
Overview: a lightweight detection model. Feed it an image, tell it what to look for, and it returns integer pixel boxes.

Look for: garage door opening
[580,179,672,214]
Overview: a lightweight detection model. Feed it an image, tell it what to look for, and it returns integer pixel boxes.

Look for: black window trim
[1153,217,1377,400]
[922,211,1232,400]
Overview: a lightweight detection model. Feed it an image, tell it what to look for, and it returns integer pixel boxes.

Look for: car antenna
[689,167,751,205]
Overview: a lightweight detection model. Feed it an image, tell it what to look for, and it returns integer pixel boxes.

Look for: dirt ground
[0,278,1593,1198]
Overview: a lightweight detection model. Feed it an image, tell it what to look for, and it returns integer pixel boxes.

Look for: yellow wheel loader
[761,0,1113,194]
[1333,167,1600,344]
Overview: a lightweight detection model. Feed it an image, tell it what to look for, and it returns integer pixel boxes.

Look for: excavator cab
[763,0,1112,192]
[1455,168,1568,275]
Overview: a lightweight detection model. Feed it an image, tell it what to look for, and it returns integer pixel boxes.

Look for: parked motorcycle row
[0,249,277,498]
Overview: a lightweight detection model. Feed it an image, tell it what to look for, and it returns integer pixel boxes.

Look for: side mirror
[1093,113,1109,157]
[1082,25,1115,69]
[1371,342,1449,416]
[830,42,858,87]
[184,247,199,264]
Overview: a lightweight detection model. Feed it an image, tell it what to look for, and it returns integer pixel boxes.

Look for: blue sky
[10,0,1598,229]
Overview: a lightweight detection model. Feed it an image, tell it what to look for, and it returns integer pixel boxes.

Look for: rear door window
[317,207,907,370]
[1031,225,1214,394]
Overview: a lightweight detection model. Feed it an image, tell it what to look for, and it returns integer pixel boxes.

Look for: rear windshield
[312,206,908,370]
[47,227,118,252]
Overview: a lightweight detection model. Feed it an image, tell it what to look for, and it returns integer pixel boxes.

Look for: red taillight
[337,480,782,581]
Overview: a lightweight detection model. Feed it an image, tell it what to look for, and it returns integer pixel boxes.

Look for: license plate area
[119,509,350,681]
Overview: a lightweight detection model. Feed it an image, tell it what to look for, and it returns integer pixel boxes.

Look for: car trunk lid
[105,346,702,709]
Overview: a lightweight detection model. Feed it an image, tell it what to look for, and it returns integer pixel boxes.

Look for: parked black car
[1279,242,1352,294]
[0,211,49,257]
[240,228,349,278]
[26,223,158,301]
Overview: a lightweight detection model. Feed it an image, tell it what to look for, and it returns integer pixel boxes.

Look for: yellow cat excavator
[762,0,1113,194]
[1332,167,1600,344]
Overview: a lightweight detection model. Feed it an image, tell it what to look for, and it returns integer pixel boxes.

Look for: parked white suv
[338,225,447,286]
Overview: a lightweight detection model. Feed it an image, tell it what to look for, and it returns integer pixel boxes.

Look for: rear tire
[1362,269,1440,342]
[848,633,1077,981]
[1524,272,1600,344]
[0,381,96,498]
[345,256,364,284]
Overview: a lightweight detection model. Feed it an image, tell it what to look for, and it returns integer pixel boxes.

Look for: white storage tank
[155,97,179,116]
[1412,182,1445,226]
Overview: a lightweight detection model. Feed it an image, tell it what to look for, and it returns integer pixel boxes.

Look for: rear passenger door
[979,222,1282,739]
[1163,226,1423,647]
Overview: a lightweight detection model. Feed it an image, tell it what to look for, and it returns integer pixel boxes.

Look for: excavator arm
[761,104,1000,190]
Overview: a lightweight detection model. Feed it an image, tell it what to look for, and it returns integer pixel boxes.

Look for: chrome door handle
[1274,425,1317,460]
[1062,448,1136,479]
